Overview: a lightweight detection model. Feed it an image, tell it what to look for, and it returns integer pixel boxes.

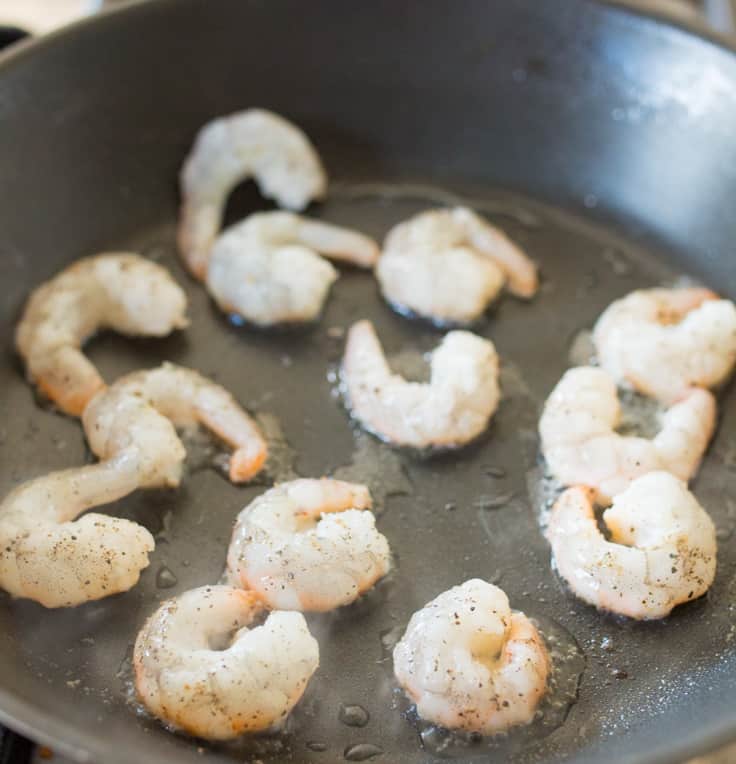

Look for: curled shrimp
[539,366,715,503]
[227,479,390,611]
[207,211,379,326]
[593,287,736,403]
[0,450,154,608]
[376,207,538,324]
[546,472,717,619]
[341,320,500,448]
[83,363,267,486]
[15,254,188,416]
[178,109,327,279]
[393,579,550,735]
[134,585,319,740]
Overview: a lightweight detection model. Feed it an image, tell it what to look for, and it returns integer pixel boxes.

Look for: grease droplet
[380,625,403,654]
[344,743,383,761]
[489,569,503,585]
[155,509,175,544]
[474,492,515,510]
[156,566,178,589]
[602,247,632,276]
[339,704,370,727]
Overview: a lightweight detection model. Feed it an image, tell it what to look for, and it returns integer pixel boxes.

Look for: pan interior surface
[0,2,735,763]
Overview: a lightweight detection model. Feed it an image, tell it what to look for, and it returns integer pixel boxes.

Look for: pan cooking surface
[1,1,736,762]
[1,185,735,764]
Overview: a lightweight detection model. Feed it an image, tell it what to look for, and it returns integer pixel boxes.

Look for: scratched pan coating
[1,1,736,763]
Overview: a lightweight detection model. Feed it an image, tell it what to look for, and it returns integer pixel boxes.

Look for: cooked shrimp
[84,363,267,485]
[207,212,379,326]
[539,366,715,503]
[341,320,500,448]
[15,253,188,416]
[376,207,538,324]
[393,579,550,735]
[82,384,185,489]
[546,472,717,619]
[593,287,736,403]
[0,450,154,608]
[178,109,327,279]
[134,585,319,740]
[227,479,389,611]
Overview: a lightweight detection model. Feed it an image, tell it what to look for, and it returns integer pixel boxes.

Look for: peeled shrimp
[83,363,267,486]
[393,579,550,735]
[593,287,736,403]
[376,207,538,324]
[134,585,319,740]
[178,109,327,279]
[227,479,390,611]
[539,366,715,503]
[546,472,716,619]
[341,320,500,448]
[0,450,154,608]
[207,212,379,326]
[15,254,188,416]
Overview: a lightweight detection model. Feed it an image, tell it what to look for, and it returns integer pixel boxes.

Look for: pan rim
[0,0,735,762]
[1,0,736,75]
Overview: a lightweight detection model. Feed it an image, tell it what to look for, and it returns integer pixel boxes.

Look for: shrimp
[0,450,154,608]
[15,253,188,416]
[83,363,267,485]
[539,366,715,503]
[376,207,538,324]
[593,287,736,403]
[546,472,717,619]
[178,109,328,279]
[206,212,379,326]
[227,479,390,611]
[134,585,319,740]
[341,320,500,448]
[393,579,550,735]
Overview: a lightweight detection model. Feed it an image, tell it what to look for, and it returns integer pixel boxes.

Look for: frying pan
[1,1,735,762]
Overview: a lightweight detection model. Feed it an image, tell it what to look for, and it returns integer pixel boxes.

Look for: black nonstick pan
[1,1,736,762]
